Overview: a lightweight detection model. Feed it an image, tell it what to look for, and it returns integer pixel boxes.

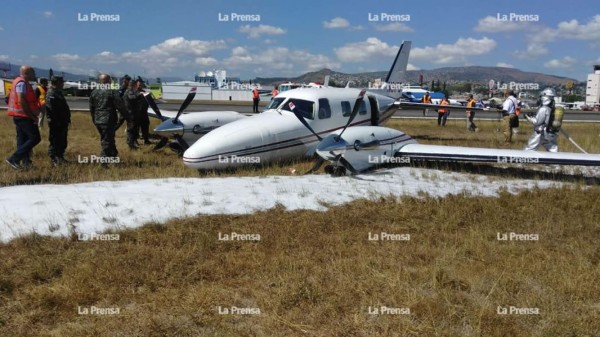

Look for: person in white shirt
[501,90,518,144]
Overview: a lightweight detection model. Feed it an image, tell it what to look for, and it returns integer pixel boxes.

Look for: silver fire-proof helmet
[541,88,555,106]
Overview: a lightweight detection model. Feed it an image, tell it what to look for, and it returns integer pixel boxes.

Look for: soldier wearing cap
[46,76,72,166]
[118,74,131,98]
[123,79,143,149]
[89,73,130,159]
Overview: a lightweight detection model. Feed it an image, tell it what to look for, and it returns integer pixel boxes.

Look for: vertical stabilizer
[385,41,412,83]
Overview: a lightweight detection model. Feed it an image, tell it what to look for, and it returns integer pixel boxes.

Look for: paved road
[2,98,599,122]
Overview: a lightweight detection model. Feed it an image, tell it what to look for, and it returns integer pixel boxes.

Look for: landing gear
[168,142,184,156]
[324,165,346,176]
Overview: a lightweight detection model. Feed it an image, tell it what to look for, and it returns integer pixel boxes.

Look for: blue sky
[0,0,598,81]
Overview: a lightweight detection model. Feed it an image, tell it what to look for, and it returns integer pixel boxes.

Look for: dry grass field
[1,111,599,336]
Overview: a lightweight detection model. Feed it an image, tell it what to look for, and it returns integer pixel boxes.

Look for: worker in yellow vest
[36,78,48,128]
[438,96,449,126]
[466,94,478,132]
[421,91,432,117]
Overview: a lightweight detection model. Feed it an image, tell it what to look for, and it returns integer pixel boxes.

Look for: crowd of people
[4,66,152,170]
[420,88,560,151]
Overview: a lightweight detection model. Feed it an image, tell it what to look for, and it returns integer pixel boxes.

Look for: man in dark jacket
[136,79,151,144]
[46,76,71,166]
[123,80,143,149]
[89,74,129,158]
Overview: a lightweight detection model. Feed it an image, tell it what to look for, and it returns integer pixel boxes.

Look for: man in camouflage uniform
[137,79,152,144]
[45,76,71,166]
[89,74,129,158]
[123,80,143,149]
[118,74,131,98]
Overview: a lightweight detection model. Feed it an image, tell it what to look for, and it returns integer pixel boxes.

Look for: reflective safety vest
[439,100,449,114]
[515,101,521,116]
[252,88,260,99]
[7,76,39,118]
[37,85,47,108]
[422,95,431,103]
[466,98,476,113]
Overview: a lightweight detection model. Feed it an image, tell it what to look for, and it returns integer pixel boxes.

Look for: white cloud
[374,23,413,32]
[0,55,9,61]
[223,46,340,76]
[239,24,286,38]
[513,43,548,59]
[195,57,218,66]
[410,37,497,64]
[335,37,399,63]
[48,37,227,76]
[554,15,600,40]
[52,53,81,62]
[520,15,600,59]
[43,11,53,18]
[544,56,577,69]
[323,17,350,29]
[475,16,530,32]
[496,62,514,68]
[407,63,419,71]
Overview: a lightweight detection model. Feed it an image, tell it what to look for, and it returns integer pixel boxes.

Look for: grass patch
[0,188,599,336]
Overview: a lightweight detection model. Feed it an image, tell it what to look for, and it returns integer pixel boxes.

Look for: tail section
[385,40,411,83]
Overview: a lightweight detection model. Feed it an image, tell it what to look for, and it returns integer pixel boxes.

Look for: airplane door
[368,95,379,126]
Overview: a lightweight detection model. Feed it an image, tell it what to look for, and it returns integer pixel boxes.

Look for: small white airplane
[143,88,247,154]
[182,84,600,174]
[147,41,415,155]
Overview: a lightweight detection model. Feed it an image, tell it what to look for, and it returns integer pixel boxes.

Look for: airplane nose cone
[154,119,183,137]
[182,119,267,169]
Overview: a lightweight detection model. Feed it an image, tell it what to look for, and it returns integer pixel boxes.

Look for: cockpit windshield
[281,98,315,119]
[265,97,315,119]
[266,97,285,110]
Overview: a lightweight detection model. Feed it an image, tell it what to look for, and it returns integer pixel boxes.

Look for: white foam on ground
[0,167,566,242]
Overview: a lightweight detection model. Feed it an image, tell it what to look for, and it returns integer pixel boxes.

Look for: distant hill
[0,63,183,83]
[254,66,579,87]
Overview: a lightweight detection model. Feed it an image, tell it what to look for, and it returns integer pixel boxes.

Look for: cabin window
[282,98,315,119]
[266,97,285,109]
[318,99,331,119]
[341,101,351,117]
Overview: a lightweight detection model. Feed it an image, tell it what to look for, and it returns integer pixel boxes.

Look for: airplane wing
[396,101,486,111]
[396,144,600,166]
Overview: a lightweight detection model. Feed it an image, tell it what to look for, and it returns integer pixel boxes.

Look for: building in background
[586,65,600,105]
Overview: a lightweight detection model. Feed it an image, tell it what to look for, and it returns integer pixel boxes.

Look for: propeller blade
[153,137,169,151]
[288,101,322,141]
[173,87,197,123]
[305,157,325,174]
[144,93,166,121]
[339,157,358,175]
[338,89,366,140]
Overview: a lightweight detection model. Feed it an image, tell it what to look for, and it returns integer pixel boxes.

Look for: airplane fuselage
[182,87,399,169]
